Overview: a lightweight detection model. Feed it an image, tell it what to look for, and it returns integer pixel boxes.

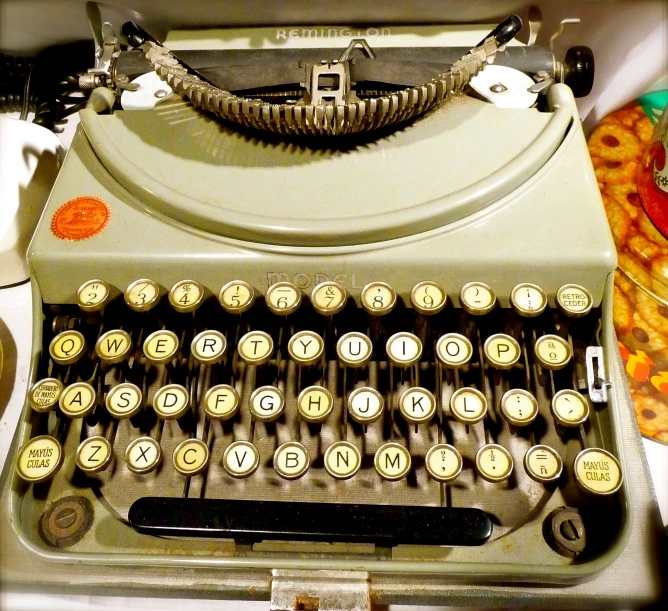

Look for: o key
[337,332,373,367]
[386,332,422,367]
[238,330,274,366]
[223,441,260,478]
[266,282,302,315]
[249,386,285,422]
[450,388,487,425]
[484,333,521,370]
[169,279,204,313]
[361,282,397,316]
[348,387,384,423]
[476,444,513,483]
[16,435,63,483]
[510,283,547,317]
[77,279,110,312]
[311,281,347,316]
[288,330,324,366]
[436,333,473,368]
[95,329,132,365]
[152,384,190,419]
[173,439,210,476]
[49,330,86,366]
[297,386,333,423]
[125,279,160,312]
[411,281,447,315]
[425,444,463,483]
[143,330,179,365]
[59,382,96,418]
[125,437,162,474]
[534,334,572,371]
[203,384,240,420]
[105,382,143,419]
[219,280,255,314]
[191,330,227,365]
[274,441,310,480]
[324,441,362,479]
[399,387,436,424]
[75,436,113,473]
[28,378,63,413]
[375,442,411,481]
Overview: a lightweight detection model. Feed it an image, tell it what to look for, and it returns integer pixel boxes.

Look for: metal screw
[490,83,507,93]
[54,507,77,529]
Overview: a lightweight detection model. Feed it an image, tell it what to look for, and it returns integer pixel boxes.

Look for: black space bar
[129,497,492,546]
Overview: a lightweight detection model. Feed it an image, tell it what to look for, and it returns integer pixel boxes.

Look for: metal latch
[586,346,610,403]
[270,570,370,611]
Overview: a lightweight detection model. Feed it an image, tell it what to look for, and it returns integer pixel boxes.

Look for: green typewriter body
[0,31,663,607]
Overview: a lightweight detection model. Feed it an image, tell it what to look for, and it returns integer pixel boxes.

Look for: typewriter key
[551,389,589,427]
[76,279,110,312]
[524,445,563,484]
[143,329,179,365]
[152,384,190,419]
[573,447,622,495]
[95,329,132,365]
[59,382,96,418]
[476,444,513,483]
[203,384,240,420]
[75,436,113,473]
[191,330,227,365]
[324,441,362,479]
[337,332,372,367]
[311,281,347,316]
[348,387,384,423]
[436,333,473,368]
[125,279,160,312]
[16,435,63,483]
[169,279,204,313]
[483,333,521,369]
[297,386,333,423]
[222,440,260,478]
[219,280,255,314]
[534,334,572,370]
[411,281,447,315]
[238,330,274,366]
[510,283,547,317]
[556,284,593,318]
[125,437,162,474]
[274,441,310,480]
[173,439,210,476]
[249,386,285,422]
[28,378,63,413]
[361,282,397,316]
[386,332,422,367]
[450,388,487,424]
[459,282,496,315]
[500,389,538,426]
[266,281,302,315]
[399,387,436,423]
[49,330,86,366]
[105,382,143,419]
[425,444,463,483]
[288,330,324,366]
[375,442,411,481]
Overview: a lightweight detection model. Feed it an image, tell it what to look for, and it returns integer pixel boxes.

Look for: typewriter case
[0,80,663,607]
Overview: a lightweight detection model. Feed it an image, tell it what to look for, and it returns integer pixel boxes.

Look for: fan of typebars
[122,16,522,136]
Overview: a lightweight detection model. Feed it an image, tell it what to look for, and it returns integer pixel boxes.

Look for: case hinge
[270,570,370,611]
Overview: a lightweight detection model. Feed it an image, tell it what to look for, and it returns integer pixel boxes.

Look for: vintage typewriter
[0,2,664,608]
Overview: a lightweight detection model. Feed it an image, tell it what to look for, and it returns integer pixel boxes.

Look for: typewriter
[0,1,664,608]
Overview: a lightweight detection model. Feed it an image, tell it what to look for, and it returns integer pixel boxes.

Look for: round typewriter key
[450,388,487,424]
[500,389,538,426]
[238,330,274,366]
[105,382,143,419]
[169,279,204,313]
[249,386,285,422]
[125,436,162,474]
[191,329,227,365]
[436,333,473,368]
[386,332,422,367]
[348,387,384,423]
[288,330,324,366]
[203,384,240,420]
[222,440,260,478]
[297,386,333,423]
[173,438,210,476]
[337,332,373,367]
[484,333,521,370]
[476,444,513,483]
[374,442,411,481]
[324,441,361,479]
[266,281,302,315]
[551,389,589,427]
[459,282,496,315]
[95,329,132,365]
[524,444,563,484]
[511,283,547,317]
[28,378,63,412]
[556,284,593,318]
[411,281,447,315]
[399,387,436,423]
[59,382,96,418]
[16,435,63,483]
[219,280,255,314]
[361,282,396,316]
[125,279,160,312]
[75,436,113,473]
[76,279,110,312]
[274,441,310,480]
[534,334,572,371]
[425,444,463,483]
[49,330,86,366]
[143,329,179,365]
[573,447,622,495]
[152,384,190,419]
[311,281,347,316]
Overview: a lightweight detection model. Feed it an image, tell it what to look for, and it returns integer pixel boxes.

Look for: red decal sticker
[51,196,110,241]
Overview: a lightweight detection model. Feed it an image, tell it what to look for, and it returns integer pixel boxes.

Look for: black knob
[565,45,595,98]
[478,15,523,47]
[121,21,158,48]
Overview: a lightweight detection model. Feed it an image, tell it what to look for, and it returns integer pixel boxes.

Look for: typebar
[129,498,493,545]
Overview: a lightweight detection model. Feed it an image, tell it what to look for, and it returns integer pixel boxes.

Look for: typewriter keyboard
[17,278,623,547]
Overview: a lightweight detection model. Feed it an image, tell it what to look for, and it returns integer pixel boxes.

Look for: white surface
[120,71,174,110]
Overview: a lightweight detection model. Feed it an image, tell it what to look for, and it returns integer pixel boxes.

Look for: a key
[125,437,162,474]
[191,329,227,365]
[524,444,563,483]
[573,447,622,495]
[361,282,397,316]
[266,282,302,315]
[450,388,487,425]
[222,441,260,478]
[425,444,463,483]
[551,389,589,427]
[459,282,496,315]
[16,435,63,483]
[500,389,538,426]
[374,442,411,481]
[410,280,447,315]
[483,333,521,369]
[237,330,273,365]
[125,278,161,312]
[203,384,240,420]
[169,279,205,313]
[75,436,113,473]
[288,330,324,366]
[348,387,384,423]
[95,329,132,365]
[556,284,593,318]
[311,281,347,316]
[105,382,143,419]
[337,332,372,367]
[28,378,63,413]
[49,330,86,366]
[399,387,436,424]
[324,441,362,479]
[534,334,572,370]
[219,280,255,314]
[152,384,190,420]
[436,333,473,368]
[510,282,547,317]
[297,386,333,423]
[386,332,422,367]
[143,329,179,365]
[249,386,284,422]
[476,444,513,483]
[274,441,310,479]
[173,439,210,476]
[59,382,96,418]
[76,279,111,312]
